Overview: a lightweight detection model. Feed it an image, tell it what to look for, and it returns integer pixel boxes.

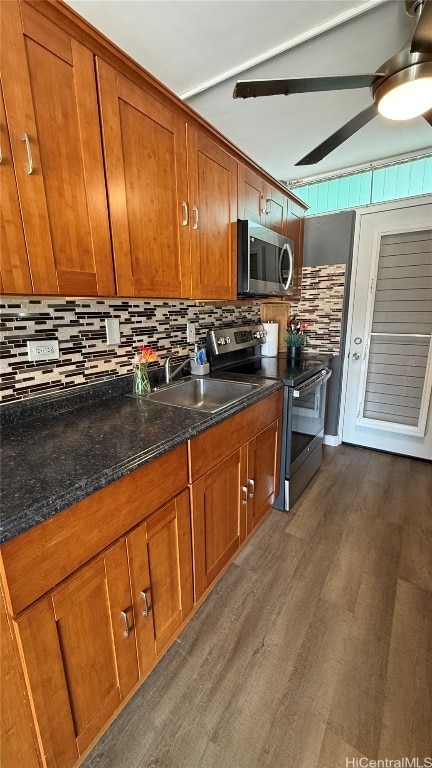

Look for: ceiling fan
[233,0,432,165]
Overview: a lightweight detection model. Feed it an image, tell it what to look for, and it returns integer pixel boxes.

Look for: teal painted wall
[292,157,432,215]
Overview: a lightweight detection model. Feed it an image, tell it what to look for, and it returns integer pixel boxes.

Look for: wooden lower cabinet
[1,592,40,768]
[190,399,283,602]
[6,489,194,768]
[127,489,193,677]
[1,394,282,767]
[246,419,282,534]
[13,540,138,767]
[191,447,247,601]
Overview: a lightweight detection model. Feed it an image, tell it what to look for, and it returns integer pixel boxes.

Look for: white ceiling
[66,0,432,184]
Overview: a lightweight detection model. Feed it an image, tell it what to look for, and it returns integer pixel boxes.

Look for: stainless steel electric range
[207,324,331,510]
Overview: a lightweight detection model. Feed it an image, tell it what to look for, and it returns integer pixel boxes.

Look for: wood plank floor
[83,445,432,768]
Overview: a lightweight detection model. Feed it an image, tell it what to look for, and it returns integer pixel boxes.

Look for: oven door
[289,369,331,475]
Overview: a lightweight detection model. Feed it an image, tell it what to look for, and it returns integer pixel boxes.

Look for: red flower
[134,345,160,365]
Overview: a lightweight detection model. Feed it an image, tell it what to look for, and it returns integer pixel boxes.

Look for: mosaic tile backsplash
[0,264,346,403]
[0,298,260,403]
[290,264,346,356]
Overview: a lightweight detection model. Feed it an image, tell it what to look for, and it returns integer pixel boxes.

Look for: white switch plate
[105,317,121,345]
[186,322,196,343]
[27,339,59,361]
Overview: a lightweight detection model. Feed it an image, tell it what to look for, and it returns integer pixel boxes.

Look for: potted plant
[284,317,309,364]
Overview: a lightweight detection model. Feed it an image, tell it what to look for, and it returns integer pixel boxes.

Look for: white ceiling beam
[180,0,392,100]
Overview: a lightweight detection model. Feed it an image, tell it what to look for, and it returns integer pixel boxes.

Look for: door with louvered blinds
[343,198,432,459]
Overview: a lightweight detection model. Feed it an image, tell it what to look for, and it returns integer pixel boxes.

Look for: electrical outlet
[186,322,196,343]
[105,317,121,345]
[27,339,59,361]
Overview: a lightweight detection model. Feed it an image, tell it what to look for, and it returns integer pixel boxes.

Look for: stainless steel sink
[146,377,259,412]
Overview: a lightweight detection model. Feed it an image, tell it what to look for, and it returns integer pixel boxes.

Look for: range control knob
[253,330,266,339]
[217,337,226,346]
[225,336,231,344]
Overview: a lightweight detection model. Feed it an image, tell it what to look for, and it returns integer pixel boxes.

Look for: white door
[342,197,432,460]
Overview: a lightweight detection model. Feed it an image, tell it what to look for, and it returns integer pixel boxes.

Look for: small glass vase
[133,363,151,395]
[287,345,302,365]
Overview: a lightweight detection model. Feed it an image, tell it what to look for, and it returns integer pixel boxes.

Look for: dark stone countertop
[0,375,282,544]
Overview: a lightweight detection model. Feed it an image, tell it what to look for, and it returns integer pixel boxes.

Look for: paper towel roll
[261,323,279,356]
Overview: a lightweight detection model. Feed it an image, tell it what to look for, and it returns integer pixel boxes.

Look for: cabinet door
[1,592,40,768]
[127,490,193,674]
[188,128,238,300]
[264,184,287,234]
[1,2,114,296]
[0,85,33,295]
[13,541,138,767]
[191,449,247,601]
[247,419,280,533]
[238,164,265,225]
[97,60,190,298]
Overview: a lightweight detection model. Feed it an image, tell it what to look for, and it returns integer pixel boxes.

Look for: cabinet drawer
[0,444,188,616]
[188,390,283,482]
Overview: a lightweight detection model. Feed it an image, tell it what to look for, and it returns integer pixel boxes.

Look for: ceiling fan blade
[423,107,432,125]
[411,0,432,53]
[233,74,382,99]
[295,103,379,166]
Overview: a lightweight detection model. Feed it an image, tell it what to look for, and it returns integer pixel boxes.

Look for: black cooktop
[215,354,329,387]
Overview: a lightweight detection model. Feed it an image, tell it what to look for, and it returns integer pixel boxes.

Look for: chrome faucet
[164,355,190,384]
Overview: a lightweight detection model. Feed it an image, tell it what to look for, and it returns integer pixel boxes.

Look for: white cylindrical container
[261,322,279,356]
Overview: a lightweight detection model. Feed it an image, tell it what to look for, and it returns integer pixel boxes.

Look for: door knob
[352,352,360,360]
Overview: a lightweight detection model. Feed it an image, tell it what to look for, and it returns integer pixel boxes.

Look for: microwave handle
[279,242,293,291]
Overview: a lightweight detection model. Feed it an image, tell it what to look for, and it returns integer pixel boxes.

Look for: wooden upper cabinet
[13,540,138,767]
[264,184,287,235]
[188,128,238,300]
[239,164,266,225]
[239,165,288,235]
[0,85,33,295]
[0,1,114,296]
[96,59,191,298]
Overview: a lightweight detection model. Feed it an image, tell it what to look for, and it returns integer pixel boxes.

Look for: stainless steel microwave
[237,219,295,297]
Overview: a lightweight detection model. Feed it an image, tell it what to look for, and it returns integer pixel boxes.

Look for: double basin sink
[146,376,259,413]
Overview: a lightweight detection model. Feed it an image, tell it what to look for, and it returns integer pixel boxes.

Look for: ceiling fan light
[375,64,432,121]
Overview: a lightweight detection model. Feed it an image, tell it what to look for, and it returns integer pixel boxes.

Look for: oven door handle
[293,369,331,398]
[279,242,293,291]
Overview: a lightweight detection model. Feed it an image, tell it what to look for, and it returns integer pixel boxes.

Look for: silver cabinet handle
[140,588,151,617]
[248,479,255,498]
[241,485,248,506]
[120,608,133,638]
[192,205,199,230]
[21,132,33,175]
[266,198,272,215]
[260,195,266,214]
[181,200,189,226]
